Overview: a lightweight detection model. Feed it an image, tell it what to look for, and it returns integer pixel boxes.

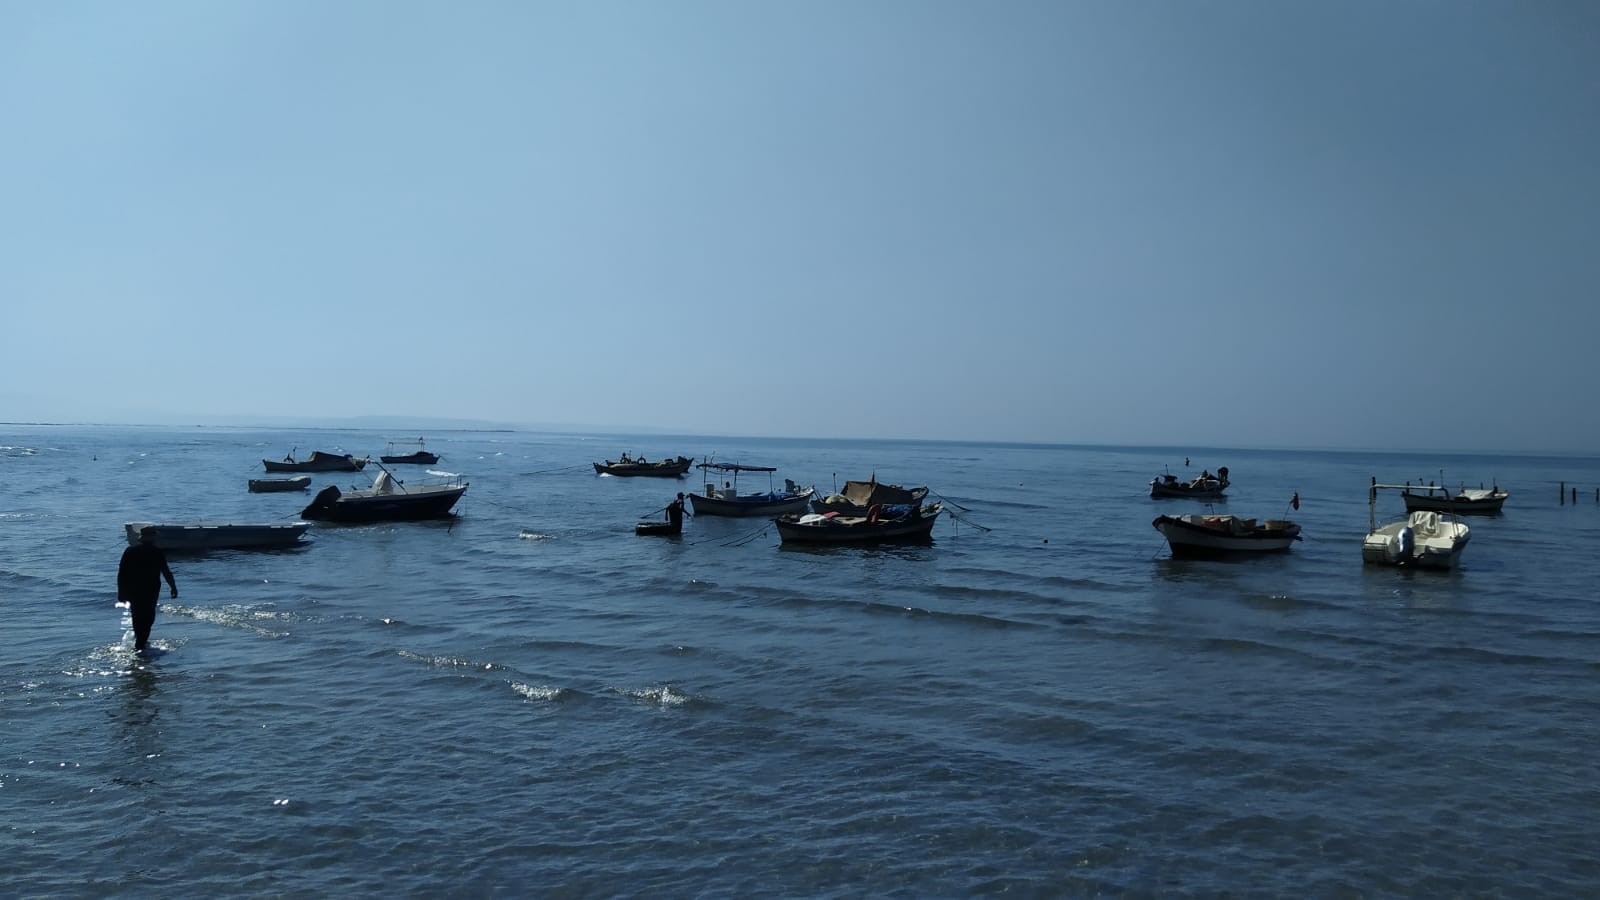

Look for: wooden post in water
[1574,487,1579,505]
[1560,481,1566,505]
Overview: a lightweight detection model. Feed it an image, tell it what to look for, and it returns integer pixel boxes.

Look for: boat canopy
[838,479,923,507]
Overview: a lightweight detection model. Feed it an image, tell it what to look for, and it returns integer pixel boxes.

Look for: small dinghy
[248,475,312,493]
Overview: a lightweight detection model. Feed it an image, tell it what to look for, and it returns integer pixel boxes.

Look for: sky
[2,1,1597,452]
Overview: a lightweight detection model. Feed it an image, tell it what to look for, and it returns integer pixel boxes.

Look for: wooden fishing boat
[811,477,929,516]
[123,521,310,551]
[690,462,814,517]
[1152,513,1301,558]
[1400,483,1508,515]
[248,475,312,493]
[594,455,694,477]
[775,503,943,545]
[300,469,468,523]
[1149,466,1229,500]
[380,438,439,465]
[263,450,368,472]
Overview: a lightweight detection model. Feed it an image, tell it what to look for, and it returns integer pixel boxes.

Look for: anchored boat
[380,438,439,465]
[264,449,368,473]
[776,503,943,545]
[1153,513,1301,557]
[123,521,310,551]
[248,475,312,493]
[301,468,468,523]
[1363,478,1471,569]
[689,462,814,517]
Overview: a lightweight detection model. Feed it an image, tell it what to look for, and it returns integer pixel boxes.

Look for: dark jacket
[118,543,175,604]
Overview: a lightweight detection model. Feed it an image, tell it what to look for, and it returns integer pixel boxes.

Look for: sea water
[4,426,1599,894]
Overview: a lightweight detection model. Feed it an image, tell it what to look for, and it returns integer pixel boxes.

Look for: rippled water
[5,426,1600,894]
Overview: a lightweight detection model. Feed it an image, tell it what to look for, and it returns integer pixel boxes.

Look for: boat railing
[1370,477,1468,530]
[360,459,466,493]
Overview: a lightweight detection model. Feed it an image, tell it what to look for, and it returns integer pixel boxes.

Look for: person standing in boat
[118,526,178,651]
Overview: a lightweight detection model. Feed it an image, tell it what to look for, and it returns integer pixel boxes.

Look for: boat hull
[300,484,468,523]
[1362,512,1470,569]
[776,505,942,545]
[380,452,439,465]
[1150,480,1228,500]
[594,457,694,477]
[1152,514,1300,557]
[689,487,814,517]
[1400,491,1507,515]
[634,520,683,536]
[264,452,367,473]
[124,521,310,551]
[248,476,311,493]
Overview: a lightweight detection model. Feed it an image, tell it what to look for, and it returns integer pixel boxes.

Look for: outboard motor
[1390,525,1415,563]
[302,485,342,520]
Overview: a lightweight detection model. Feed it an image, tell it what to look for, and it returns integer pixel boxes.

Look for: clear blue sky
[3,2,1596,452]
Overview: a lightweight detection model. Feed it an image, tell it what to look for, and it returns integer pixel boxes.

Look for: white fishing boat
[124,521,311,551]
[689,461,814,517]
[1363,478,1471,569]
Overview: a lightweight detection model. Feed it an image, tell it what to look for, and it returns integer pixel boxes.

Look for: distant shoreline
[2,421,1595,461]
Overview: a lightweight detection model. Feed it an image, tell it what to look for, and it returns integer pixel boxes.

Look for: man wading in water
[118,526,178,651]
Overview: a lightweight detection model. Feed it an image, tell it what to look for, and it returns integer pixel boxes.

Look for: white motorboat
[124,521,311,551]
[1363,479,1470,569]
[300,468,468,522]
[1152,513,1301,557]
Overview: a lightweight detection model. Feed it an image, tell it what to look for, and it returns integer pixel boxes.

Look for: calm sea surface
[5,425,1600,896]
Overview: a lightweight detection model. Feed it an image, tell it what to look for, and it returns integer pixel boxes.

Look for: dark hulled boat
[1149,466,1229,500]
[1400,484,1508,515]
[775,503,943,545]
[380,439,439,465]
[300,471,467,523]
[1152,513,1301,558]
[594,455,694,477]
[264,450,368,473]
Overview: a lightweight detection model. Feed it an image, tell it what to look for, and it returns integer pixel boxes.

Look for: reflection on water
[112,654,163,788]
[777,541,937,560]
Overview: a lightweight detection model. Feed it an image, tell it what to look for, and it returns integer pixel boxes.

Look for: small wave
[518,531,553,541]
[616,684,702,708]
[397,649,504,672]
[1195,636,1322,662]
[169,603,288,638]
[510,682,574,702]
[1419,644,1583,668]
[774,595,1036,629]
[1237,593,1347,612]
